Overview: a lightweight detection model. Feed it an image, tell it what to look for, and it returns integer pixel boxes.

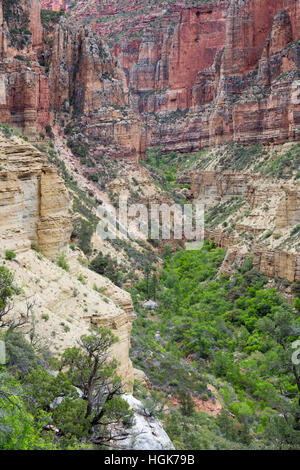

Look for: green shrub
[5,250,16,260]
[56,253,70,272]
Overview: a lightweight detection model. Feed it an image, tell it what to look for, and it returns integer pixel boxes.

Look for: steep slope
[0,0,49,135]
[41,0,199,44]
[0,132,72,258]
[0,130,135,386]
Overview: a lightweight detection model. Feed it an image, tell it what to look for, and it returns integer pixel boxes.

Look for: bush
[56,253,70,272]
[5,250,16,260]
[90,252,123,287]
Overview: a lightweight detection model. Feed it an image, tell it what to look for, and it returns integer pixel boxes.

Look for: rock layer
[49,18,143,161]
[0,135,72,257]
[143,0,300,152]
[0,0,50,136]
[17,0,300,154]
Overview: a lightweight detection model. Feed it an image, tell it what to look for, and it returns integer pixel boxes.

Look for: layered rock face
[0,134,72,257]
[143,0,300,152]
[0,134,136,387]
[117,4,228,114]
[49,19,143,161]
[35,0,300,154]
[0,1,142,160]
[41,0,182,41]
[46,0,300,152]
[186,148,300,283]
[0,0,50,136]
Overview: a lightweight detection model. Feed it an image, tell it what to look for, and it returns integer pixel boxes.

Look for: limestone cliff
[0,132,135,386]
[0,134,71,257]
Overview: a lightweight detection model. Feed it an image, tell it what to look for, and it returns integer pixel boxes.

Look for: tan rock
[0,135,72,258]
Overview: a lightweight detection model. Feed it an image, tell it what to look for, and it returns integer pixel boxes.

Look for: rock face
[142,0,300,152]
[49,19,143,161]
[41,0,300,153]
[118,3,228,115]
[118,394,175,450]
[0,134,72,258]
[15,0,300,155]
[0,1,142,160]
[186,144,300,283]
[0,133,136,386]
[0,0,50,136]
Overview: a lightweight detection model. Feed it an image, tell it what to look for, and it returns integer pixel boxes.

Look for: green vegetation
[56,252,70,272]
[45,144,100,256]
[5,250,16,261]
[41,9,66,32]
[131,242,300,449]
[0,267,133,449]
[90,252,124,287]
[67,138,88,159]
[3,0,32,49]
[258,143,300,179]
[143,142,300,181]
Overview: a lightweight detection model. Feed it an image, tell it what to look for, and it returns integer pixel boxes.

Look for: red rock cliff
[5,0,300,156]
[0,0,142,160]
[49,18,143,161]
[138,0,300,152]
[0,0,49,135]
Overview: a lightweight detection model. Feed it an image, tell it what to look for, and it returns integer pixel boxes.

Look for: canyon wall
[49,18,143,161]
[0,0,50,136]
[189,160,300,283]
[142,0,300,152]
[0,134,72,258]
[42,0,300,153]
[117,3,228,114]
[0,0,142,160]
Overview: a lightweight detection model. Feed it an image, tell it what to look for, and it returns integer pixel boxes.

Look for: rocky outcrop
[49,18,143,161]
[253,247,300,282]
[0,134,72,257]
[192,169,300,231]
[0,1,50,136]
[118,394,175,450]
[217,244,300,282]
[185,141,300,284]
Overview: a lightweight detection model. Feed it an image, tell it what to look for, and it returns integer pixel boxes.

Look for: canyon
[0,0,299,451]
[0,131,136,386]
